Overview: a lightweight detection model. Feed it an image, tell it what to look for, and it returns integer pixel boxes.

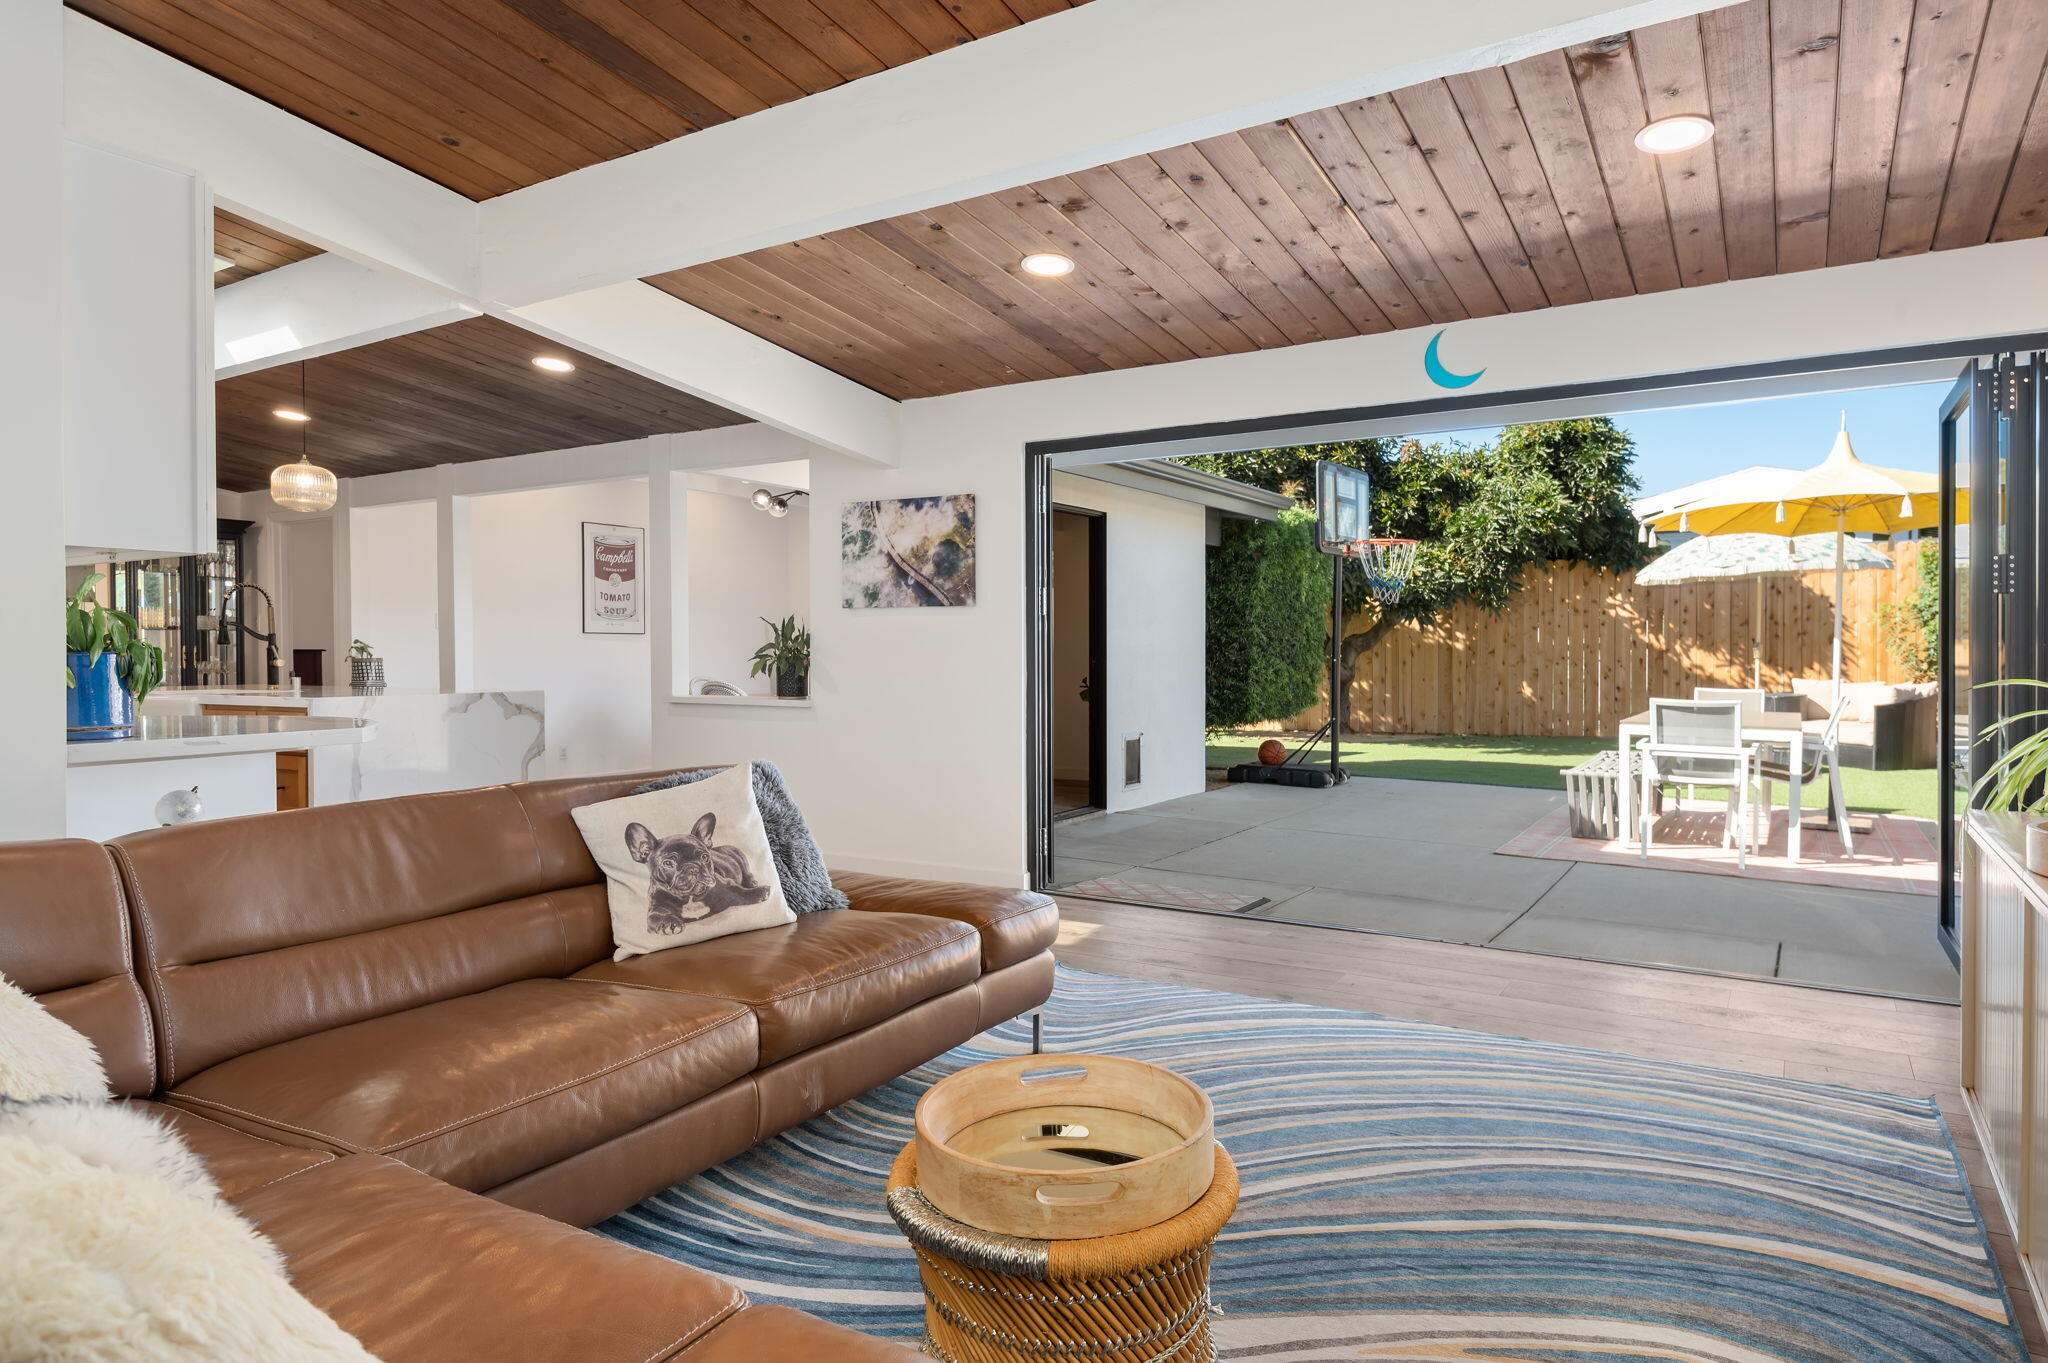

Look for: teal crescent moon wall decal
[1423,330,1485,389]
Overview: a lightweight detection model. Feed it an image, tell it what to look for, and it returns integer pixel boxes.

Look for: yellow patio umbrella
[1645,415,1939,698]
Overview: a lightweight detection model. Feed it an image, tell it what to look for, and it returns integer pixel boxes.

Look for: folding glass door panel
[1941,354,2045,956]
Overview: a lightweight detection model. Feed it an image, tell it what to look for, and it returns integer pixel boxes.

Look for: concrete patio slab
[1053,812,1243,866]
[1146,823,1572,911]
[1047,775,1957,1001]
[1248,886,1527,943]
[1265,778,1565,848]
[1490,910,1783,977]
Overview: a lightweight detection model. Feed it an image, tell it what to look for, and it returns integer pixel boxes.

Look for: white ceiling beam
[503,283,898,466]
[214,255,477,376]
[480,0,1741,305]
[63,9,478,301]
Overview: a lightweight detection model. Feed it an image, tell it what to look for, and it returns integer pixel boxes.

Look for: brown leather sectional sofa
[1,771,1059,1361]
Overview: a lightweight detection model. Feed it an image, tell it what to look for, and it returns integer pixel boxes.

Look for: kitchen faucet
[220,582,284,687]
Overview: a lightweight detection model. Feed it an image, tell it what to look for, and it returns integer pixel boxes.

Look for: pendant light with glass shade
[270,362,339,512]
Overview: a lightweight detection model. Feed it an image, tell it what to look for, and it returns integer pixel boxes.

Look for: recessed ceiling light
[1634,115,1716,155]
[212,254,233,273]
[272,408,311,422]
[532,355,575,373]
[1020,252,1076,278]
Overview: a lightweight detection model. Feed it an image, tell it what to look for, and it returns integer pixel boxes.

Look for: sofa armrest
[830,871,1058,973]
[1871,695,1940,770]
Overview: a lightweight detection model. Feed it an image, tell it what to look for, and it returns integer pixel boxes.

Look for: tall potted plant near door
[750,616,811,698]
[1976,680,2048,875]
[64,573,164,741]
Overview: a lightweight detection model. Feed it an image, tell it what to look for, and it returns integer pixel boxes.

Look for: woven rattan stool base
[886,1144,1238,1363]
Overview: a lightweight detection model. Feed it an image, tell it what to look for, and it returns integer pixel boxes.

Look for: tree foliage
[1878,539,1940,683]
[1186,419,1648,729]
[1204,506,1327,729]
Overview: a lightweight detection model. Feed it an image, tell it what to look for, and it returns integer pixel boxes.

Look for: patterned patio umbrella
[1635,532,1895,585]
[1644,416,1935,696]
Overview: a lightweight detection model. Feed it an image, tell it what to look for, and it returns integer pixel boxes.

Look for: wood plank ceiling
[213,210,321,285]
[70,0,1089,199]
[214,316,745,491]
[648,0,2048,401]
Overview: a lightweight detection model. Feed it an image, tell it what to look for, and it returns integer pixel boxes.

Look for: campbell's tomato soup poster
[582,521,646,634]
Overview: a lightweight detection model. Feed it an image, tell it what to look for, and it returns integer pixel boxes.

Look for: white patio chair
[1693,686,1768,719]
[1637,699,1762,869]
[1757,695,1856,856]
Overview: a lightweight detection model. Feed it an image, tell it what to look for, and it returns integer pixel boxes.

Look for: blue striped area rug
[595,967,2023,1362]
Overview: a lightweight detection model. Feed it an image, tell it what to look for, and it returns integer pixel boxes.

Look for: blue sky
[1430,380,1951,502]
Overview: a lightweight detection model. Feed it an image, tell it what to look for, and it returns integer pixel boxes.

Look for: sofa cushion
[236,1154,748,1363]
[684,1305,922,1362]
[832,871,1058,973]
[125,1099,336,1202]
[166,979,757,1191]
[576,909,980,1066]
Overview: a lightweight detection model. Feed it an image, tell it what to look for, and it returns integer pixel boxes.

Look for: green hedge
[1206,506,1327,729]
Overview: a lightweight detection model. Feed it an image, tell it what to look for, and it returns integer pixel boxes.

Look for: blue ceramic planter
[66,651,135,741]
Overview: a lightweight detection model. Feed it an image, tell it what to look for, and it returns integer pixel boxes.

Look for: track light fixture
[751,488,809,518]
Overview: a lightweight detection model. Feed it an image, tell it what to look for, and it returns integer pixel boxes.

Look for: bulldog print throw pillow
[571,761,794,960]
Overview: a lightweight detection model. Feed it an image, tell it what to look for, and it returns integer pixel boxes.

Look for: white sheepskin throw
[0,974,378,1361]
[0,973,108,1101]
[0,1132,379,1362]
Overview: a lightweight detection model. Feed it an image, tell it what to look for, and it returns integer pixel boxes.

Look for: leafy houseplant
[1973,680,2048,874]
[64,573,164,741]
[348,637,385,690]
[749,616,811,699]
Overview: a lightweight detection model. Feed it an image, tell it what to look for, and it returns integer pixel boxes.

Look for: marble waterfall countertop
[65,714,374,766]
[142,685,547,801]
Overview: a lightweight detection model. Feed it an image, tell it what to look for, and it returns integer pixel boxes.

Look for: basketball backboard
[1315,460,1370,553]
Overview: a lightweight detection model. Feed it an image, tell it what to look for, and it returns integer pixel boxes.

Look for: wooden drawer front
[274,751,309,812]
[1976,856,2030,1186]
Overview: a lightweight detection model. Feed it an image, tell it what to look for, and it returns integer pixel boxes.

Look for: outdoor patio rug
[595,966,2022,1363]
[1059,873,1269,913]
[1499,800,1940,895]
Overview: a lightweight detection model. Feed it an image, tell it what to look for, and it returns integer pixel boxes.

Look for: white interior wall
[468,480,652,776]
[2,1,69,839]
[1050,475,1209,814]
[278,516,335,671]
[348,500,438,689]
[684,489,808,693]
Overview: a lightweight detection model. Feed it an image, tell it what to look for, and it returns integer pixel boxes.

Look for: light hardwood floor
[1052,896,2047,1360]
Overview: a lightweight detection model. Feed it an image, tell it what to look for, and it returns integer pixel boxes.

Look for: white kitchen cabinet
[62,137,213,561]
[1963,812,2048,1338]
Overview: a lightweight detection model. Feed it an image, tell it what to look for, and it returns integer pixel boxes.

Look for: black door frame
[1025,329,2048,915]
[1051,504,1110,818]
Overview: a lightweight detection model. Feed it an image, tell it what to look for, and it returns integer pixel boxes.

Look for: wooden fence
[1272,550,1930,739]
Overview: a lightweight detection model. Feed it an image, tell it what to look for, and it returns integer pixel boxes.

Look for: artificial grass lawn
[1206,732,1942,821]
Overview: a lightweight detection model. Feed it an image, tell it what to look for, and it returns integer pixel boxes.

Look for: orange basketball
[1257,739,1287,766]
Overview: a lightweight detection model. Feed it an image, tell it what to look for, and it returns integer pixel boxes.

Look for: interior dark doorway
[1051,506,1107,819]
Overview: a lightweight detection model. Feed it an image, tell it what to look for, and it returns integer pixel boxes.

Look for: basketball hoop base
[1227,763,1348,789]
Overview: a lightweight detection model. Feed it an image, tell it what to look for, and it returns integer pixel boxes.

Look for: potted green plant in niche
[1974,679,2048,874]
[750,616,811,699]
[64,573,164,741]
[349,638,385,690]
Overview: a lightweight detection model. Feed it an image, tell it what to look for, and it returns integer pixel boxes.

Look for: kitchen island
[66,712,374,840]
[142,686,545,806]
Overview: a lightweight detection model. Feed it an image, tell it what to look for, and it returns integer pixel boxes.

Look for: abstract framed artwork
[582,521,646,634]
[841,495,976,608]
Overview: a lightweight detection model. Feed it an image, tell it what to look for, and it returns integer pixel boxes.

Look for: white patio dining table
[1617,708,1809,863]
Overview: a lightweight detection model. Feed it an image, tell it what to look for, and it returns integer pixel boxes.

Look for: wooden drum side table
[886,1144,1238,1363]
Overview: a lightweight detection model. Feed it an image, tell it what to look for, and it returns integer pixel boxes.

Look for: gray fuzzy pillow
[633,762,848,915]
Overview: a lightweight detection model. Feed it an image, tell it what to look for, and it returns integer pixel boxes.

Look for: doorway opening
[1051,507,1106,819]
[1026,334,2048,1001]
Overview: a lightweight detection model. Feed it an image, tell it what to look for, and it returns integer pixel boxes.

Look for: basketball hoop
[1337,538,1418,604]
